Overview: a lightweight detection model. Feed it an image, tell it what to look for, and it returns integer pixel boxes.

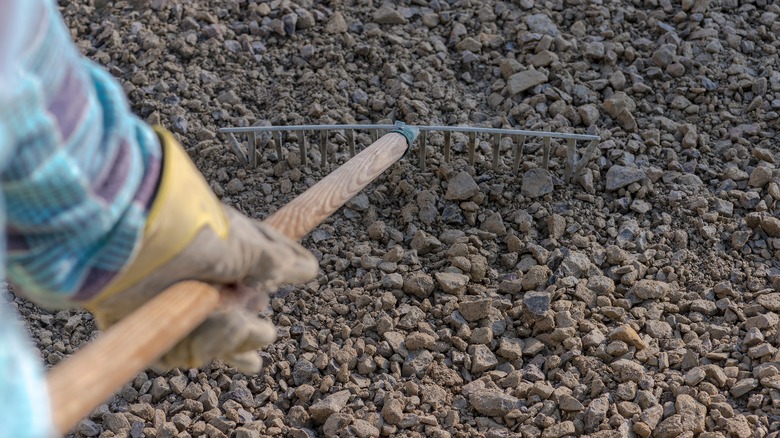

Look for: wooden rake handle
[46,132,410,435]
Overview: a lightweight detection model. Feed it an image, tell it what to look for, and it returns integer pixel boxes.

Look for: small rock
[459,298,492,321]
[757,293,780,311]
[455,37,482,52]
[497,338,523,360]
[521,168,554,197]
[373,6,407,24]
[611,359,646,382]
[675,394,706,433]
[603,92,636,118]
[76,419,101,437]
[558,394,584,411]
[630,279,669,300]
[410,230,442,255]
[524,291,551,316]
[760,215,780,237]
[350,419,380,438]
[444,171,480,200]
[469,344,498,373]
[541,421,576,438]
[610,325,646,349]
[524,13,559,36]
[402,332,434,353]
[469,390,519,416]
[481,212,507,236]
[726,416,753,438]
[322,413,352,438]
[644,320,672,339]
[150,377,171,402]
[102,412,131,434]
[506,69,548,95]
[588,276,615,295]
[654,415,685,438]
[435,272,469,295]
[346,193,370,211]
[309,390,351,423]
[403,271,435,298]
[730,378,758,398]
[382,399,404,425]
[584,397,609,431]
[749,166,773,187]
[325,12,348,34]
[616,108,638,132]
[403,350,434,377]
[605,165,646,191]
[522,265,551,291]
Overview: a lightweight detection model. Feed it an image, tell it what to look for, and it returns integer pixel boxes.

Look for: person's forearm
[0,302,54,438]
[0,0,162,307]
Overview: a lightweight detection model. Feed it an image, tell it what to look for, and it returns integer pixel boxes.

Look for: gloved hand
[83,127,318,373]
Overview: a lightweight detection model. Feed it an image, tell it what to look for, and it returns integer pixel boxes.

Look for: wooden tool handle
[46,132,410,435]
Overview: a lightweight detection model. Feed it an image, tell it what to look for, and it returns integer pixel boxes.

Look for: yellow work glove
[85,127,318,373]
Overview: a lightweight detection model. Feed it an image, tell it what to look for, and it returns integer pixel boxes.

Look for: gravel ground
[11,0,780,436]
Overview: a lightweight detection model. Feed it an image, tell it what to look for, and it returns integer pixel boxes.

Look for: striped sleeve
[0,0,162,308]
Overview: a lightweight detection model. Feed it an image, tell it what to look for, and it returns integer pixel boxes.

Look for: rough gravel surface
[9,0,780,437]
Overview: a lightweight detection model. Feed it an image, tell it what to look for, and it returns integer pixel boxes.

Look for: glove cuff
[87,127,229,308]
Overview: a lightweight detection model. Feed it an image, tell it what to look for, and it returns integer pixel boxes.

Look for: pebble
[506,69,548,95]
[403,271,435,298]
[605,165,646,191]
[435,272,469,295]
[468,390,519,416]
[521,168,554,198]
[444,171,480,201]
[308,390,351,423]
[459,298,492,321]
[523,291,551,316]
[611,359,647,382]
[372,6,406,24]
[630,279,669,300]
[24,2,780,437]
[730,378,758,398]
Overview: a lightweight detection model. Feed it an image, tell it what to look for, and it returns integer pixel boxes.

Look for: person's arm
[1,0,316,435]
[0,302,54,438]
[1,0,162,306]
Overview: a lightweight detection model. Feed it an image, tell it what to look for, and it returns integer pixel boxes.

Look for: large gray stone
[506,69,548,95]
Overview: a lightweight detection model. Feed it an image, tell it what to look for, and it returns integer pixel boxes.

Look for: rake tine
[468,131,476,166]
[320,130,327,169]
[299,131,307,166]
[228,133,247,165]
[492,133,501,171]
[513,135,526,173]
[572,138,600,180]
[443,131,451,162]
[542,136,551,170]
[274,130,283,160]
[347,129,356,157]
[249,132,257,169]
[419,130,427,169]
[564,138,576,182]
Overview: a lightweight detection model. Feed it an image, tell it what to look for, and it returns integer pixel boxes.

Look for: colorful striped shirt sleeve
[1,0,161,306]
[1,0,163,436]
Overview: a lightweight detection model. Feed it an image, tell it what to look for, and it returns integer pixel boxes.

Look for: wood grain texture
[46,132,409,435]
[264,132,409,240]
[47,281,219,434]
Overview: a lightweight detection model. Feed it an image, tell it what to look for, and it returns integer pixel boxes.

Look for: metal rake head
[219,122,600,182]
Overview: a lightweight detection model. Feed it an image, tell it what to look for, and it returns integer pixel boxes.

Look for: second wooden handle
[46,132,410,435]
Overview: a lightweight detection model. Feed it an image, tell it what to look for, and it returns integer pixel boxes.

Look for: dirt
[14,0,780,437]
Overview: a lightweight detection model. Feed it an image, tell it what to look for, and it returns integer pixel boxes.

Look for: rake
[46,122,599,434]
[222,122,600,182]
